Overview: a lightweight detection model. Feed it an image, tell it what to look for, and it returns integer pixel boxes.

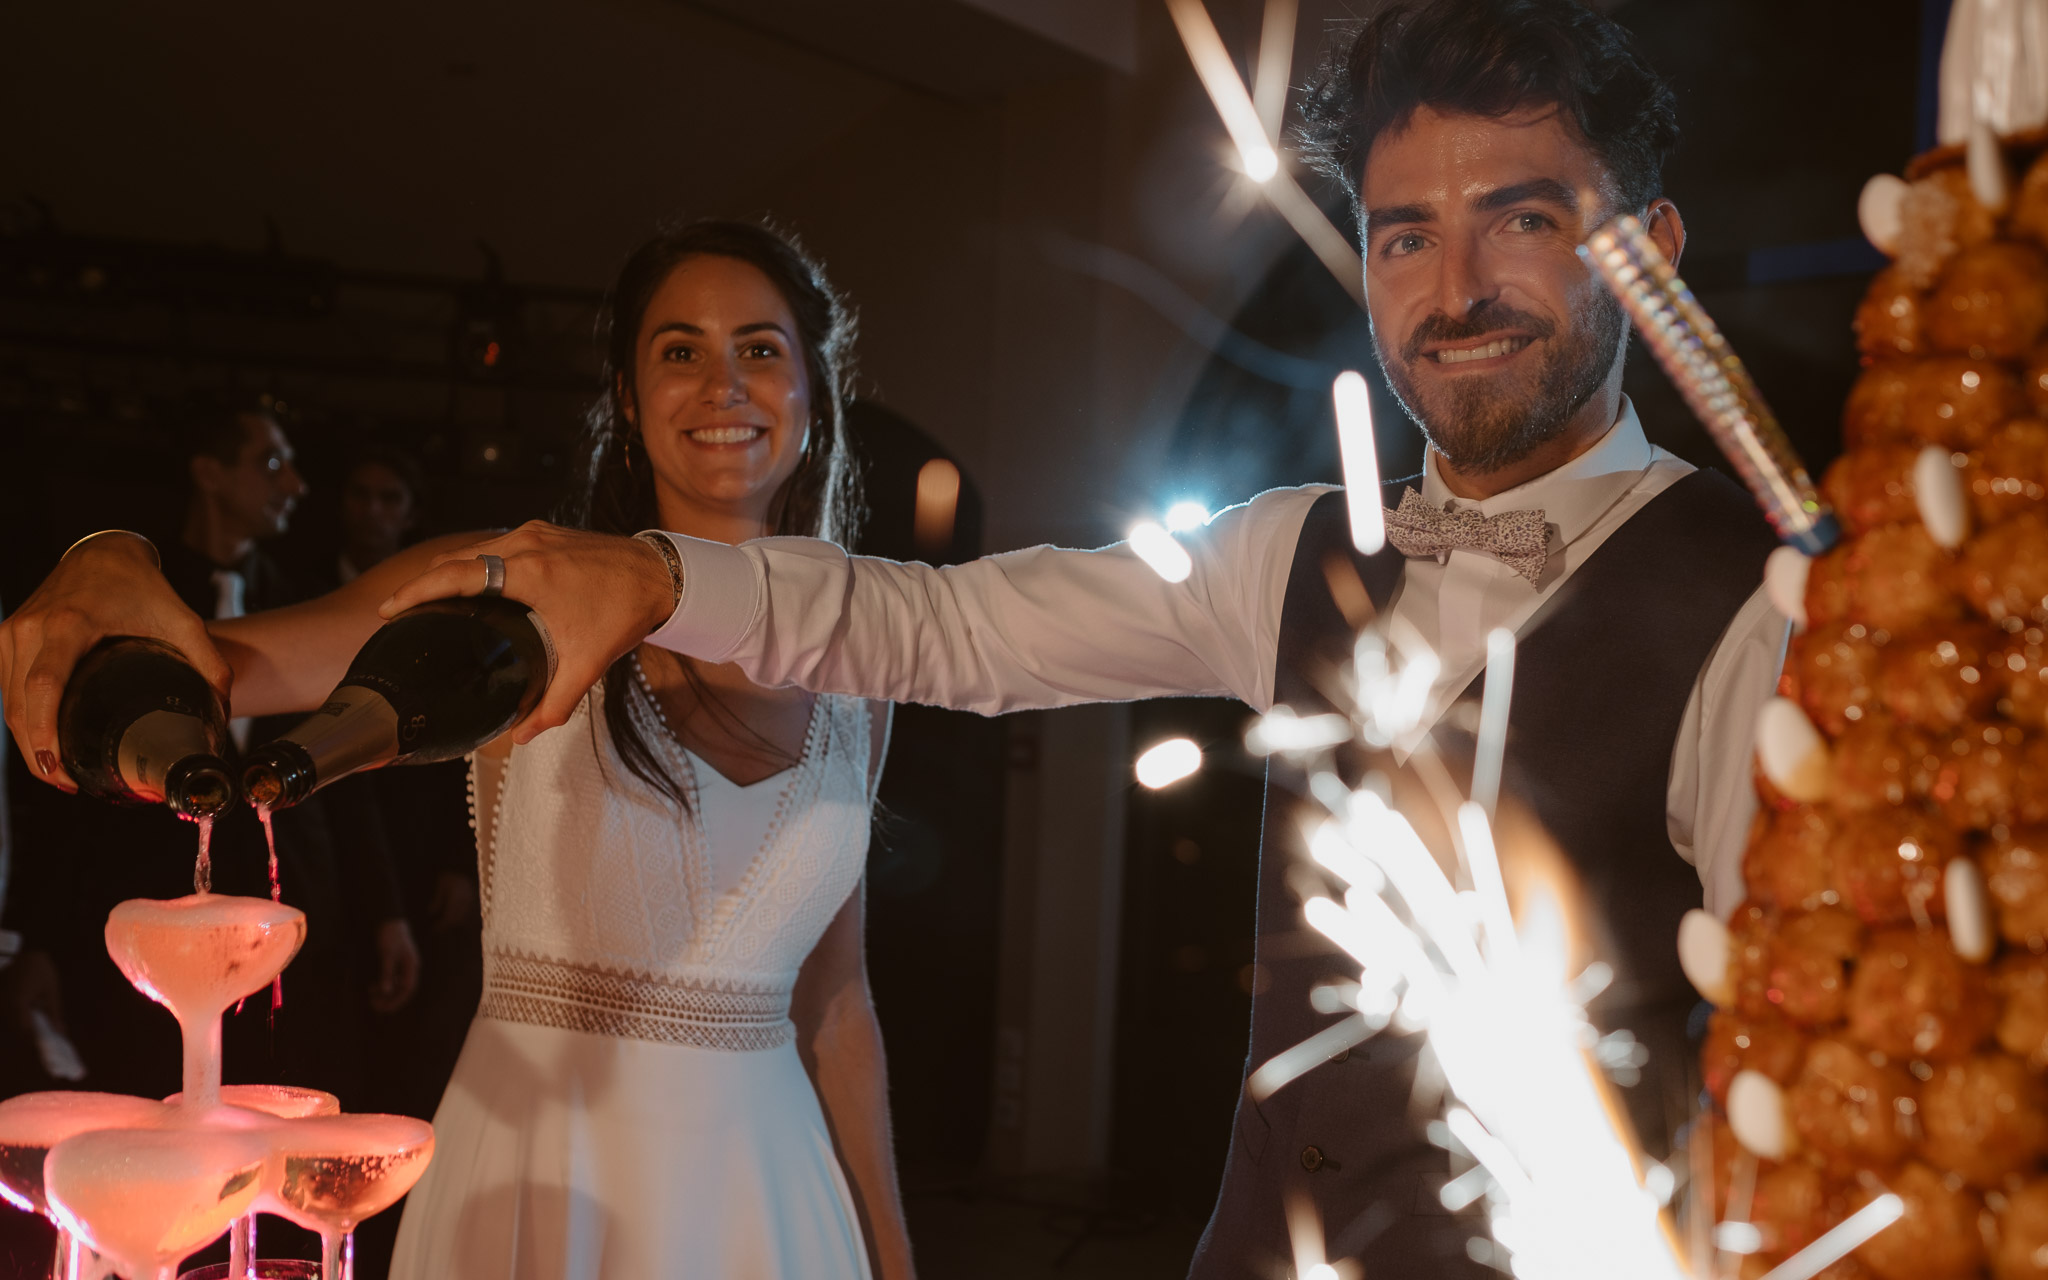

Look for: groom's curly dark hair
[1294,0,1680,214]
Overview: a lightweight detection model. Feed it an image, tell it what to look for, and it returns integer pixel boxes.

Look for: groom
[612,3,1782,1274]
[0,1,1784,1275]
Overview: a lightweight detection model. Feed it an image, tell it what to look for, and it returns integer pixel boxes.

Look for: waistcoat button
[1300,1145,1324,1172]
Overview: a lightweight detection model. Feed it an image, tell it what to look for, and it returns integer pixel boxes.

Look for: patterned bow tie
[1384,487,1552,583]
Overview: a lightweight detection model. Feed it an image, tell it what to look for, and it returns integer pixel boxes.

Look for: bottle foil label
[115,709,192,802]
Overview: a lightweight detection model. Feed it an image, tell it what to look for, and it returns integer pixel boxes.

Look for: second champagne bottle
[241,597,556,809]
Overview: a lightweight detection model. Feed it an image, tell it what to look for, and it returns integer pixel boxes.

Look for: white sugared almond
[1727,1070,1793,1161]
[1915,445,1970,549]
[1946,857,1994,963]
[1763,546,1811,629]
[1756,698,1832,802]
[1858,173,1909,256]
[1677,908,1733,1005]
[1968,116,2011,212]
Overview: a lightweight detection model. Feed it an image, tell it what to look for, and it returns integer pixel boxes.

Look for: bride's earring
[622,433,636,473]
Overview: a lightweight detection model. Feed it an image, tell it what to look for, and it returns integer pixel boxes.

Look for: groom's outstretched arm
[648,486,1332,716]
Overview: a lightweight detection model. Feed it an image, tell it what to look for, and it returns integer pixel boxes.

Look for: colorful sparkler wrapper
[1579,215,1840,555]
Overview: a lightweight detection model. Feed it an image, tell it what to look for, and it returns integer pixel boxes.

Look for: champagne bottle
[57,637,237,818]
[241,597,556,810]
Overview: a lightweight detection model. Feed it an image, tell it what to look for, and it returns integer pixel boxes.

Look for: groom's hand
[379,521,677,743]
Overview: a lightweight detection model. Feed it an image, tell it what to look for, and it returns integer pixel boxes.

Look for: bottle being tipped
[58,637,237,819]
[242,597,556,810]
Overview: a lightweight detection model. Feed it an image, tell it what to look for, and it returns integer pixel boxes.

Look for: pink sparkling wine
[270,1113,435,1232]
[256,804,285,1011]
[0,1092,169,1218]
[163,1085,339,1120]
[105,895,306,1110]
[44,1126,267,1280]
[192,813,213,895]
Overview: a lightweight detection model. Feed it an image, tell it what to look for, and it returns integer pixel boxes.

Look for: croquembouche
[1689,13,2048,1278]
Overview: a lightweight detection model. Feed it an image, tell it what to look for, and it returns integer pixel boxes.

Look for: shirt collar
[1418,397,1655,549]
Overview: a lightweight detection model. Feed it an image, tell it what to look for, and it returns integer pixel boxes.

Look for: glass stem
[50,1225,71,1280]
[179,1012,222,1109]
[321,1230,342,1280]
[230,1213,255,1277]
[342,1230,355,1280]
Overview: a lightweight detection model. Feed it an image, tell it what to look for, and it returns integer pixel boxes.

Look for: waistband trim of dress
[479,951,794,1051]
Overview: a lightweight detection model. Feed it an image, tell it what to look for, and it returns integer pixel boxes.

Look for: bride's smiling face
[624,254,811,530]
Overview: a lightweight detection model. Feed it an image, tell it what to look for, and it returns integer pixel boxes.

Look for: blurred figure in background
[337,448,424,585]
[0,393,404,1125]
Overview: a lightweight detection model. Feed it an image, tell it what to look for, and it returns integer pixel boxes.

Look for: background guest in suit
[1,395,409,1261]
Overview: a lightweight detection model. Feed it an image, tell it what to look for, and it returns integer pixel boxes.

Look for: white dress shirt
[648,399,1786,917]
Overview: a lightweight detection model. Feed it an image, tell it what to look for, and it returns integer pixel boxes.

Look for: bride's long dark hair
[559,218,861,807]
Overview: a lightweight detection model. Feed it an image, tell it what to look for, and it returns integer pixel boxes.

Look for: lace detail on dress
[479,951,793,1051]
[480,680,873,1050]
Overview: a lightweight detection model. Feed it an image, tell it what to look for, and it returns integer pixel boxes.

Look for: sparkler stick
[1165,0,1367,304]
[1579,215,1839,554]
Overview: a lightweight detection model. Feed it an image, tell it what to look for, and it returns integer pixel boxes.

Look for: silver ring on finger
[478,554,506,597]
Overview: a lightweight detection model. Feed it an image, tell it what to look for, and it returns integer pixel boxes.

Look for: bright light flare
[1164,500,1211,532]
[1129,520,1193,583]
[1164,0,1282,183]
[913,457,961,556]
[1135,737,1203,789]
[1246,706,1352,755]
[1333,372,1384,554]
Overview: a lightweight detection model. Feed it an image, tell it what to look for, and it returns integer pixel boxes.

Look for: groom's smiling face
[1359,103,1633,477]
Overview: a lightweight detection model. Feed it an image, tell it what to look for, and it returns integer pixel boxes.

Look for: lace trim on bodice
[479,951,793,1051]
[473,676,873,1051]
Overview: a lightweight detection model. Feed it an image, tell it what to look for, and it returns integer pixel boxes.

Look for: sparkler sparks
[1163,0,1279,182]
[1135,737,1202,788]
[1756,1194,1904,1280]
[1164,500,1211,532]
[1248,618,1692,1280]
[1332,371,1385,555]
[1165,0,1366,303]
[1128,520,1193,582]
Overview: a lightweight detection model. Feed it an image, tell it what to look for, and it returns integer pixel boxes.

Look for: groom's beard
[1375,288,1627,476]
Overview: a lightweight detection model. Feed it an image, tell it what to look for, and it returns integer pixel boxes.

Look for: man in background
[3,397,410,1108]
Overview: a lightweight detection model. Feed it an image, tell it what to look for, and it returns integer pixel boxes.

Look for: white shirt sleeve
[645,486,1331,716]
[1666,582,1787,918]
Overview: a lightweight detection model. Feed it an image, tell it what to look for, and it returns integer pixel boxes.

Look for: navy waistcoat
[1187,468,1776,1280]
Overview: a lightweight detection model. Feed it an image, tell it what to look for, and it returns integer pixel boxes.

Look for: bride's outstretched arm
[792,882,916,1280]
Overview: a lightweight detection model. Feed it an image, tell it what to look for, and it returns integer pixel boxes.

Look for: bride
[4,220,913,1279]
[384,220,910,1279]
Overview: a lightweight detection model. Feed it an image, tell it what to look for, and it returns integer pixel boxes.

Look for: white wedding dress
[389,676,878,1280]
